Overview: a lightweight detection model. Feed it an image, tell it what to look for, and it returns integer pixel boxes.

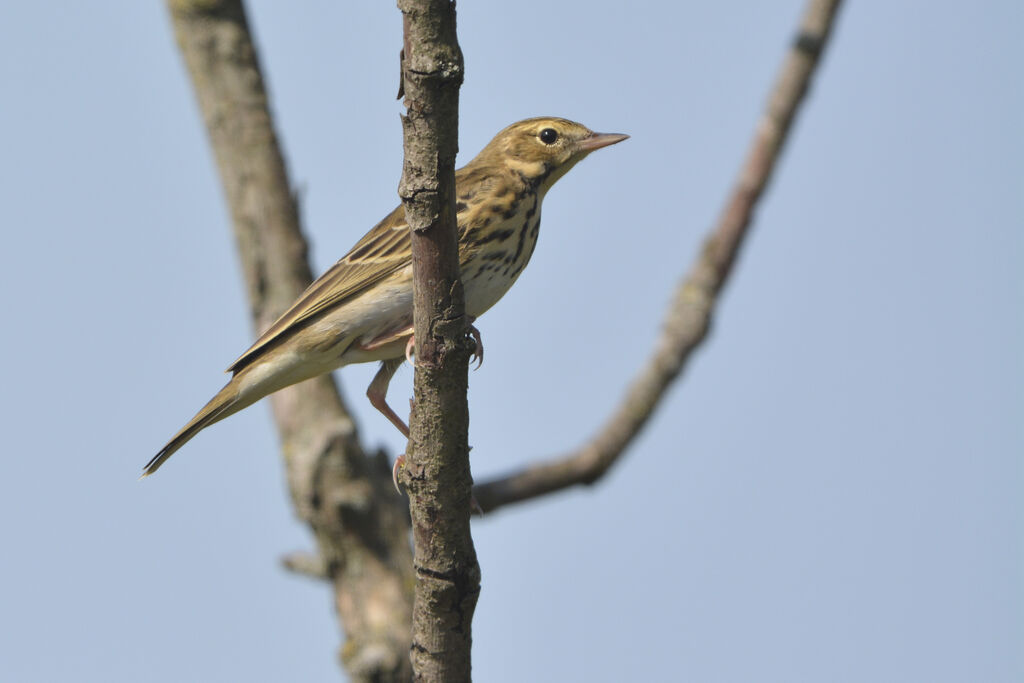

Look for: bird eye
[539,128,559,145]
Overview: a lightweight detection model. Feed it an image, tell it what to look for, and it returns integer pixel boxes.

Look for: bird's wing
[227,204,412,373]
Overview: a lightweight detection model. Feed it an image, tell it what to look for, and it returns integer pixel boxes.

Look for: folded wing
[227,205,412,373]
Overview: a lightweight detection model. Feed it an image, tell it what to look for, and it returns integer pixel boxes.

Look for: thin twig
[473,0,845,513]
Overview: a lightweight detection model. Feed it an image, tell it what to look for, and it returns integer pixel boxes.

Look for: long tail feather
[141,378,246,478]
[143,334,360,478]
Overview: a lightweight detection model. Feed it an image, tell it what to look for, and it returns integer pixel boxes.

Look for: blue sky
[1,2,1020,681]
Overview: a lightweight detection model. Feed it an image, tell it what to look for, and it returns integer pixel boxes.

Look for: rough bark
[395,1,478,681]
[165,0,844,677]
[166,2,414,680]
[473,0,846,512]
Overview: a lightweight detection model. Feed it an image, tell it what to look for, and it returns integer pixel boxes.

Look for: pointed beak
[578,132,629,153]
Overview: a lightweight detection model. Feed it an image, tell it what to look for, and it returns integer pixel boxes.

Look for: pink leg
[366,358,410,438]
[390,321,483,501]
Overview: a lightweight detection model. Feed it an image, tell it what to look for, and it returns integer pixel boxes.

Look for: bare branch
[166,1,414,680]
[281,551,328,580]
[473,0,845,513]
[396,1,478,680]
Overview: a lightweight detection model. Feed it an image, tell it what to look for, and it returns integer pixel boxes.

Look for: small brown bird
[143,117,627,476]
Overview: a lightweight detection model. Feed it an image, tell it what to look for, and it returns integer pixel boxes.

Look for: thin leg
[367,358,409,438]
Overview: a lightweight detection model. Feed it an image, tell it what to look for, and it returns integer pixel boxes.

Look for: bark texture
[166,2,414,680]
[473,0,845,512]
[164,0,844,678]
[396,1,478,681]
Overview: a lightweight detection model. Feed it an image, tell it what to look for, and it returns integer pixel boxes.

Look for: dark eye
[539,128,558,145]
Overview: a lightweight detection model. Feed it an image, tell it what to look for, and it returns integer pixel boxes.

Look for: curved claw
[468,324,484,370]
[392,454,406,494]
[405,335,415,366]
[404,327,480,368]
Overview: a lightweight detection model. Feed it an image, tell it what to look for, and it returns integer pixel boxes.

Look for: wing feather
[227,205,411,373]
[226,166,494,374]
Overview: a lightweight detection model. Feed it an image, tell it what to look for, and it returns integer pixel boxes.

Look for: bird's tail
[141,375,251,478]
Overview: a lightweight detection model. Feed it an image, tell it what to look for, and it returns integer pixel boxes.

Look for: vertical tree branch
[166,2,414,680]
[165,0,842,678]
[396,1,478,680]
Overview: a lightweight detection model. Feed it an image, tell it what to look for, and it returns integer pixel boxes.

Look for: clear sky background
[1,2,1020,681]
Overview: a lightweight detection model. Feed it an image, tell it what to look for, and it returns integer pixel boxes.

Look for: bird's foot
[403,325,481,369]
[392,454,406,493]
[392,453,483,516]
[405,336,415,366]
[468,324,483,369]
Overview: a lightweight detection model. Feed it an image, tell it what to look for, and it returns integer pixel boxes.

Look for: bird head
[473,117,628,194]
